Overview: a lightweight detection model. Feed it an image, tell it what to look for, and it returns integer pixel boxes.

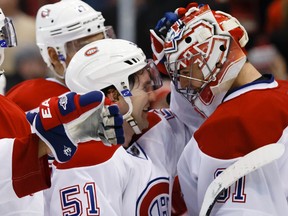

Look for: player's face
[129,68,157,131]
[117,68,157,131]
[178,62,204,91]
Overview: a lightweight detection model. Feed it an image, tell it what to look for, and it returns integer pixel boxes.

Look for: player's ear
[47,47,64,77]
[47,47,59,64]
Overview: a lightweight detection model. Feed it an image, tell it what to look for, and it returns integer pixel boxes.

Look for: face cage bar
[165,54,219,104]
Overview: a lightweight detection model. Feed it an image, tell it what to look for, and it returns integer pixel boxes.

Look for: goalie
[151,2,288,215]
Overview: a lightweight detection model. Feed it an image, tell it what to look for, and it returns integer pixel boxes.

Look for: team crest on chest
[136,177,170,216]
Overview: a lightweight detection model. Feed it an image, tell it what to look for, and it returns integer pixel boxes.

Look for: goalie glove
[150,2,201,75]
[26,91,124,163]
[150,12,178,75]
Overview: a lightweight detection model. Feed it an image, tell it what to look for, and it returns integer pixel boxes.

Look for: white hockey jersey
[4,77,69,215]
[0,95,50,215]
[44,108,202,215]
[178,75,288,215]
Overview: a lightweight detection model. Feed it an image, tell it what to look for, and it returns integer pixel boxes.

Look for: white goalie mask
[65,39,163,134]
[164,4,249,118]
[36,0,115,78]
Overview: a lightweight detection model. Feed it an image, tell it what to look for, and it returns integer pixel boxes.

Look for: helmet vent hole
[185,37,192,44]
[67,23,81,31]
[97,25,101,29]
[132,58,139,63]
[124,58,139,65]
[87,28,91,32]
[50,29,62,36]
[51,19,54,23]
[219,45,226,51]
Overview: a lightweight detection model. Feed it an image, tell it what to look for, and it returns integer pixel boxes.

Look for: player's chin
[139,112,149,130]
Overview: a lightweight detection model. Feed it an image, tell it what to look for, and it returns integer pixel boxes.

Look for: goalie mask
[65,39,162,134]
[36,0,115,79]
[164,4,248,118]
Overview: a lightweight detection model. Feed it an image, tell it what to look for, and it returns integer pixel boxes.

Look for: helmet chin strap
[123,97,142,134]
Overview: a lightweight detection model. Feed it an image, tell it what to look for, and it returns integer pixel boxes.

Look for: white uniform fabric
[0,138,17,203]
[43,108,202,215]
[123,109,190,215]
[0,139,44,215]
[169,83,204,134]
[44,145,132,216]
[178,75,288,215]
[0,74,6,95]
[0,94,47,215]
[0,137,45,215]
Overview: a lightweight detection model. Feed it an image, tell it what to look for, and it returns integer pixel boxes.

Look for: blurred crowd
[1,0,288,96]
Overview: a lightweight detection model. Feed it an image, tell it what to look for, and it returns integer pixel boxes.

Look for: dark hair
[101,70,144,98]
[128,69,145,90]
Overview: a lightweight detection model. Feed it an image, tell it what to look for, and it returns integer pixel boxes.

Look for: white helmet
[66,38,162,133]
[36,0,113,75]
[164,4,248,117]
[0,8,17,67]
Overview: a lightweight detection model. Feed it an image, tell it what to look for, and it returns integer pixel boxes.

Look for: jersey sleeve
[178,128,288,216]
[0,134,51,203]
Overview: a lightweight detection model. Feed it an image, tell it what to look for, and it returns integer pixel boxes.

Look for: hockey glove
[150,2,201,75]
[150,12,178,75]
[26,91,124,163]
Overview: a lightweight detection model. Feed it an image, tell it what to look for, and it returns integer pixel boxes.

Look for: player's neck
[231,62,262,89]
[55,77,66,85]
[122,121,135,148]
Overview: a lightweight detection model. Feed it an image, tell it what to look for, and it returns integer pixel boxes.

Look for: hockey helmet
[164,4,248,117]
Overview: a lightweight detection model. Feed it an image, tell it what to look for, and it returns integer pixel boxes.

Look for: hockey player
[42,38,203,215]
[160,3,288,215]
[150,4,204,215]
[5,1,116,212]
[6,0,114,112]
[4,1,123,215]
[0,7,123,215]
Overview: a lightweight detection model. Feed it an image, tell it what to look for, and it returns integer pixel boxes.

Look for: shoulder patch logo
[59,95,68,110]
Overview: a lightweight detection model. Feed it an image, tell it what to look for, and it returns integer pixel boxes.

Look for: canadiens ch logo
[41,9,51,18]
[136,177,170,216]
[85,47,98,56]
